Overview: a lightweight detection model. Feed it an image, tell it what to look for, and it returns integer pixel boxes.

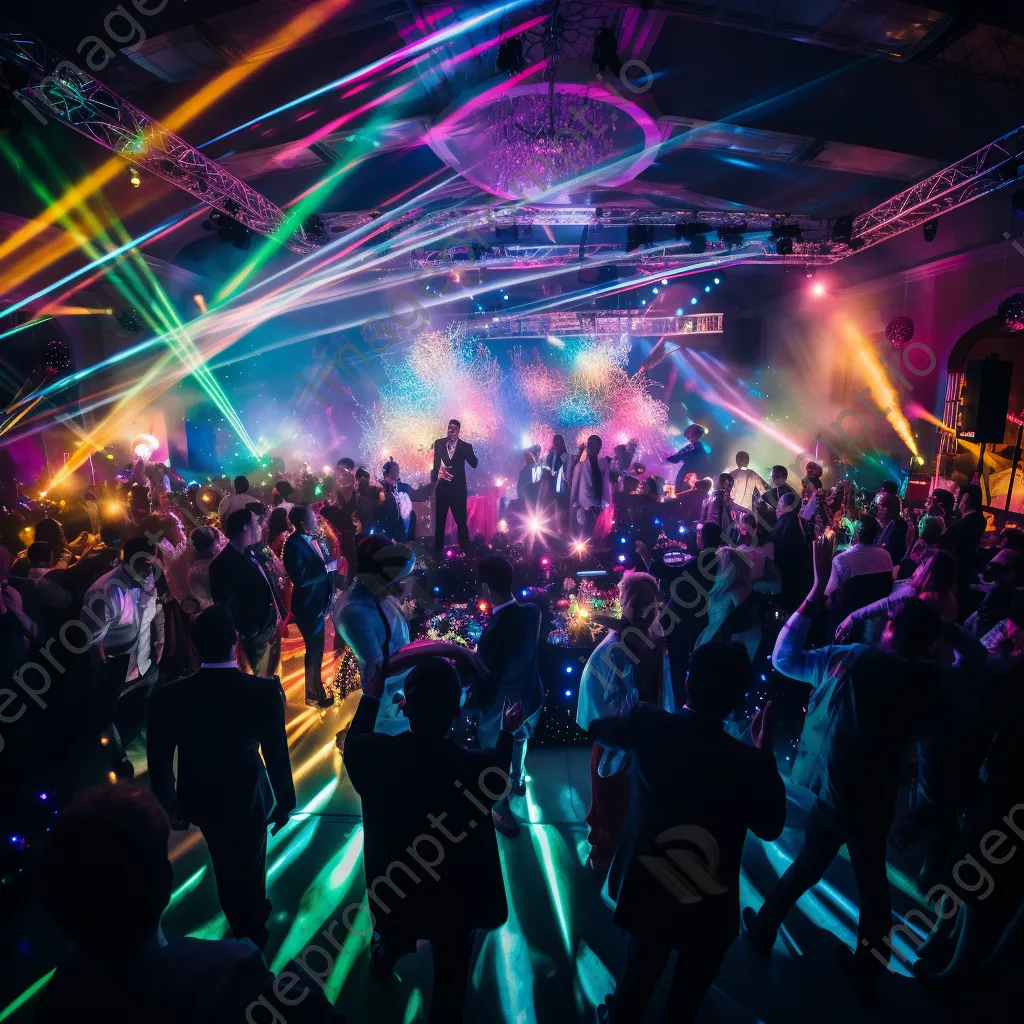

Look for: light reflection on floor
[2,636,965,1023]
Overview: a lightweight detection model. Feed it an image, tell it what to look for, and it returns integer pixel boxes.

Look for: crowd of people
[2,419,1023,1023]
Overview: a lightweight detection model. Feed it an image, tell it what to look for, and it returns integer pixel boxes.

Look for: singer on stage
[431,418,479,555]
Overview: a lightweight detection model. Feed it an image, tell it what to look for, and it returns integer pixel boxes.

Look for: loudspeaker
[959,357,1013,443]
[904,474,932,507]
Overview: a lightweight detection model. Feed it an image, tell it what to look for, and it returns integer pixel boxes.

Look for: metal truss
[443,311,724,338]
[410,239,839,270]
[852,125,1024,251]
[0,18,318,255]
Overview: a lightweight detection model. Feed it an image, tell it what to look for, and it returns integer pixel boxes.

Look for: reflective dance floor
[0,633,984,1022]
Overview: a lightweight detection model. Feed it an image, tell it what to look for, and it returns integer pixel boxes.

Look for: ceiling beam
[0,16,319,254]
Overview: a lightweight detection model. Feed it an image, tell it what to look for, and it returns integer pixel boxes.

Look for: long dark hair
[587,434,603,493]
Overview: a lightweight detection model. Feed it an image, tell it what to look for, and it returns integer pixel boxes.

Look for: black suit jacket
[147,667,295,826]
[431,437,478,497]
[591,705,786,943]
[472,601,544,721]
[770,511,811,611]
[343,695,512,941]
[209,543,278,639]
[937,509,986,597]
[282,533,334,624]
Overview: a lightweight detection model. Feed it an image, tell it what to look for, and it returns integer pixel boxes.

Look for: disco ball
[885,316,915,348]
[43,339,72,375]
[997,294,1024,332]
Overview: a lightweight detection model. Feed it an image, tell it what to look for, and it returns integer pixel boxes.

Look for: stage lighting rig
[128,166,141,187]
[923,217,939,242]
[717,224,746,249]
[203,209,251,250]
[771,220,802,256]
[303,213,329,245]
[625,224,655,253]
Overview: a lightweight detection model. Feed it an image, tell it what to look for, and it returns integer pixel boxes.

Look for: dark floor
[0,633,1005,1023]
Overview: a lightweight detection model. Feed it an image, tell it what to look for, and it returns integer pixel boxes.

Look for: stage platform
[0,636,1006,1023]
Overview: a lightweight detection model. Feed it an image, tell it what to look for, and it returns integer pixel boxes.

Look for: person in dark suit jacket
[769,490,811,612]
[588,641,786,1023]
[875,491,907,565]
[665,423,709,494]
[374,459,434,542]
[283,505,336,708]
[430,418,478,554]
[937,483,987,613]
[34,784,340,1024]
[343,655,518,1024]
[147,607,295,948]
[209,508,284,677]
[472,555,545,837]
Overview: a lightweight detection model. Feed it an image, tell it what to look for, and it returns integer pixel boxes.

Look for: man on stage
[665,423,709,494]
[431,418,478,555]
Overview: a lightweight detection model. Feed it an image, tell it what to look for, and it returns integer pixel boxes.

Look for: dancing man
[431,418,478,555]
[665,424,708,494]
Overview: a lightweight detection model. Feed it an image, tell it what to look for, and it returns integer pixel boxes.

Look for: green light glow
[0,136,256,456]
[168,864,208,910]
[0,970,55,1022]
[270,826,364,973]
[0,316,52,343]
[524,783,573,955]
[402,987,424,1024]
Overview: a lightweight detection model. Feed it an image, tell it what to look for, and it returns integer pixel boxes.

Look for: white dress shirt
[825,543,893,596]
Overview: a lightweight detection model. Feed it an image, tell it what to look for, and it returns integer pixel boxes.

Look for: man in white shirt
[84,537,164,778]
[824,515,893,597]
[216,475,252,523]
[725,451,768,510]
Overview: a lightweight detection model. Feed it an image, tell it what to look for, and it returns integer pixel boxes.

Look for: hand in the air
[750,700,774,751]
[501,697,523,733]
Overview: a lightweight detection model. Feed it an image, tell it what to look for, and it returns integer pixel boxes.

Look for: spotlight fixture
[830,213,853,244]
[223,198,240,216]
[717,224,747,249]
[675,307,684,316]
[923,217,939,243]
[625,225,655,252]
[303,213,328,245]
[495,36,525,75]
[771,220,802,256]
[811,281,827,298]
[594,24,622,75]
[690,297,698,305]
[116,308,145,333]
[128,167,141,187]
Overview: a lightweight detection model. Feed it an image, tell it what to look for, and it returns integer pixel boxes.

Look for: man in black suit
[283,505,336,708]
[147,607,295,948]
[937,482,987,612]
[472,555,545,837]
[344,656,518,1024]
[431,418,478,555]
[769,490,810,613]
[665,423,708,494]
[209,508,284,676]
[589,641,786,1023]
